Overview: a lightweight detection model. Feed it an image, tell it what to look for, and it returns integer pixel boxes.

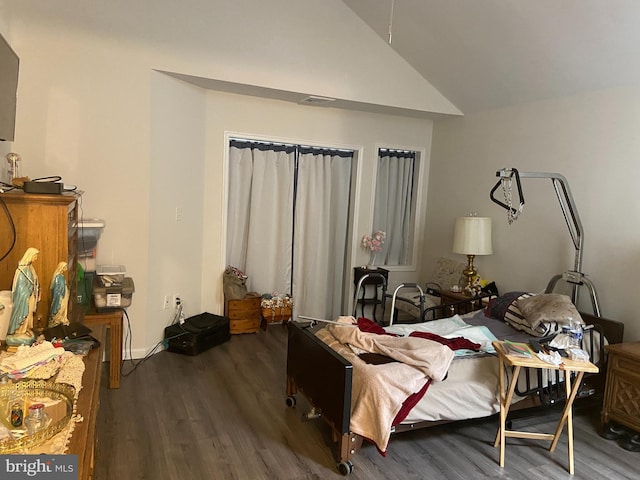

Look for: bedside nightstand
[438,289,488,317]
[601,342,640,435]
[439,289,471,305]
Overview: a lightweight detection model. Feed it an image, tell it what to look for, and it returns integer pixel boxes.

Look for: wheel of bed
[337,460,353,476]
[285,292,624,475]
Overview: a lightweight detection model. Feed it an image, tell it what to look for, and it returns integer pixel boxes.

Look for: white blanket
[316,319,454,453]
[384,315,498,357]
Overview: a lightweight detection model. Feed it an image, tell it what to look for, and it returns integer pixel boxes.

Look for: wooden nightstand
[438,289,487,316]
[439,289,472,305]
[601,342,640,435]
[225,293,261,334]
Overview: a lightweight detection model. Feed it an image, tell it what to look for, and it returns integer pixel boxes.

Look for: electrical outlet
[162,295,170,310]
[173,294,181,307]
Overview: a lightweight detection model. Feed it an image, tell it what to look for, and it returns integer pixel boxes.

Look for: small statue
[5,247,40,347]
[5,152,21,183]
[49,261,70,328]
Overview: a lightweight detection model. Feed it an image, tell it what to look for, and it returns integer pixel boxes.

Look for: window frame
[371,145,427,272]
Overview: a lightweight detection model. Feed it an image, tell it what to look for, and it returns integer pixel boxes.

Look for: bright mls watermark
[0,455,77,479]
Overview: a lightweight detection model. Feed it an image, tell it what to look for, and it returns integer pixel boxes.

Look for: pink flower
[361,230,386,253]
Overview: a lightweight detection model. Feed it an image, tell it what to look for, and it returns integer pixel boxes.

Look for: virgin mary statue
[5,247,40,347]
[49,261,70,327]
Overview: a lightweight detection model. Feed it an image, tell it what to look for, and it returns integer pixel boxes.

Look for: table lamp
[452,216,493,296]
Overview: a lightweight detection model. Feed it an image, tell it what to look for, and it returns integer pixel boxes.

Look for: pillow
[485,291,539,336]
[516,293,583,331]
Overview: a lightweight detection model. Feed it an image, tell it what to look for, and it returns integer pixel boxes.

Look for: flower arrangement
[361,230,386,253]
[361,230,386,267]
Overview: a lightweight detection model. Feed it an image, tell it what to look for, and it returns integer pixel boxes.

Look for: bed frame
[285,298,624,475]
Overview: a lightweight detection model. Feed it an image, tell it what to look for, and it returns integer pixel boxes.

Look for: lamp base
[462,254,482,296]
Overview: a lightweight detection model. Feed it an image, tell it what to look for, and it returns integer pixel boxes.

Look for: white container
[78,219,105,252]
[96,265,126,284]
[93,276,135,309]
[78,219,105,272]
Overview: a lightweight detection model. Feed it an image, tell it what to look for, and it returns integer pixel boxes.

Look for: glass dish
[0,379,75,453]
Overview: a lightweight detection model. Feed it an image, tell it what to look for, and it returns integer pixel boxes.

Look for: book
[502,340,532,358]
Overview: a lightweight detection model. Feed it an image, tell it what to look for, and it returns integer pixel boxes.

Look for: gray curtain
[373,149,416,265]
[227,140,353,320]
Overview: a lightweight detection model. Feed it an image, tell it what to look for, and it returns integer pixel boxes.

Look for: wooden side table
[492,340,598,475]
[84,309,123,389]
[601,341,640,434]
[438,289,487,317]
[353,267,388,322]
[439,289,469,305]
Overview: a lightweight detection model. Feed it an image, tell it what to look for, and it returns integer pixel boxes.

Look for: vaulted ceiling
[343,0,640,113]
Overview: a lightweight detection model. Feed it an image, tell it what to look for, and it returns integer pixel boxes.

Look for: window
[372,148,420,266]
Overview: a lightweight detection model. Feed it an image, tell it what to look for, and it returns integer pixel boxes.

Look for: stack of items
[76,219,105,309]
[222,266,261,334]
[92,265,135,310]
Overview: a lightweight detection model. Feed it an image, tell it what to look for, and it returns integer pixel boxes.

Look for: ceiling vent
[299,95,336,105]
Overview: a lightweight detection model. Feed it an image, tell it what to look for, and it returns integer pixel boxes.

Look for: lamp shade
[452,217,493,255]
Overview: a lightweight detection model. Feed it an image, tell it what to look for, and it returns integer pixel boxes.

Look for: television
[0,32,19,142]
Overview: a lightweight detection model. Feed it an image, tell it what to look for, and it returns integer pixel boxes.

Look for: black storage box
[164,312,230,355]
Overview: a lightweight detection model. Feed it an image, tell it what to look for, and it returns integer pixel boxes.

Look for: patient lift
[489,168,601,316]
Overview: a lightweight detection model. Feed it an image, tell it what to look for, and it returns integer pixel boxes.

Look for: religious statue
[5,247,40,347]
[49,261,70,328]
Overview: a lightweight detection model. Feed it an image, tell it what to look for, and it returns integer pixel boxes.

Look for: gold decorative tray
[0,379,75,453]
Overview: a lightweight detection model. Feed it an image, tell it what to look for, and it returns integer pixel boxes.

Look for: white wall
[5,0,437,355]
[201,90,433,317]
[428,86,640,341]
[149,72,206,342]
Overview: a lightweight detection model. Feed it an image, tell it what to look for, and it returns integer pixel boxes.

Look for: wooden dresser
[601,342,640,434]
[0,191,79,330]
[225,293,261,334]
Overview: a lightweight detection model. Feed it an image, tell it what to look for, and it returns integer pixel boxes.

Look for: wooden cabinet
[0,191,79,330]
[225,293,261,334]
[601,342,640,434]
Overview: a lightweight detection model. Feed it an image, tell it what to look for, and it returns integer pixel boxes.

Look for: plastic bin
[96,265,126,285]
[78,219,105,272]
[93,276,135,309]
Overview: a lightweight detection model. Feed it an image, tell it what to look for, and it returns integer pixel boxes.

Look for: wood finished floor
[95,324,639,480]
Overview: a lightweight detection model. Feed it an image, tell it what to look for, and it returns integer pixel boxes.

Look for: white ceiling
[343,0,640,113]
